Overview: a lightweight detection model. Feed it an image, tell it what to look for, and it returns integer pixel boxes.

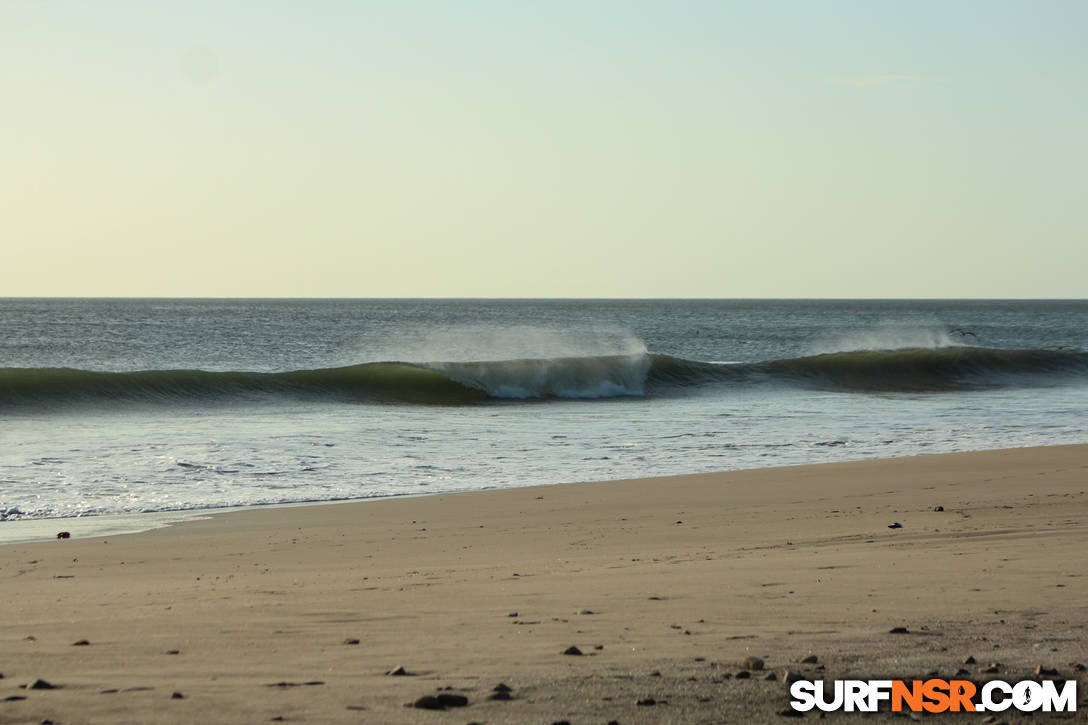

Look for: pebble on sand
[386,665,411,676]
[413,693,469,710]
[800,654,818,664]
[29,679,58,690]
[413,696,444,710]
[72,639,90,646]
[563,646,583,656]
[888,627,910,634]
[342,638,360,645]
[740,656,765,671]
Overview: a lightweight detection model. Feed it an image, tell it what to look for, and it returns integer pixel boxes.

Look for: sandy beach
[2,444,1086,724]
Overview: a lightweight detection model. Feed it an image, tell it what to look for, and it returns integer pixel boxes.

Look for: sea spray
[809,325,962,355]
[343,323,648,365]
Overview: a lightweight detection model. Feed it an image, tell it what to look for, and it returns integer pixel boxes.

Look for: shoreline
[2,444,1086,723]
[1,442,1078,546]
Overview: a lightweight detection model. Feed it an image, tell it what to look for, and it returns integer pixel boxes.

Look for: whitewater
[1,298,1086,539]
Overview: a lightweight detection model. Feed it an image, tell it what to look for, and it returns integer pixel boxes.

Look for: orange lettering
[947,680,976,712]
[892,680,923,712]
[922,679,951,713]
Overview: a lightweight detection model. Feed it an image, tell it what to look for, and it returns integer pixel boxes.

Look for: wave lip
[755,346,1088,392]
[0,363,487,408]
[432,354,652,399]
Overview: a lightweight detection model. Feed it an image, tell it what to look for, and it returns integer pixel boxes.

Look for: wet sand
[2,445,1086,723]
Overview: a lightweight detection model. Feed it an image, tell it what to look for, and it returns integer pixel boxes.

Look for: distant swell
[1,347,1085,409]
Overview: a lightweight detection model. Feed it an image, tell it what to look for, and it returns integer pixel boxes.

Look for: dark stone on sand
[955,669,971,676]
[3,696,27,701]
[764,672,778,681]
[29,679,58,690]
[963,655,976,664]
[56,531,70,539]
[777,707,805,717]
[171,692,184,699]
[343,638,360,645]
[166,650,180,655]
[784,670,804,685]
[888,522,902,529]
[740,656,765,670]
[934,506,944,511]
[488,690,512,701]
[636,697,657,706]
[982,663,1001,673]
[435,693,468,707]
[264,681,322,688]
[800,654,818,664]
[551,721,572,725]
[888,627,910,634]
[72,639,90,646]
[100,689,119,694]
[507,612,518,617]
[735,670,751,679]
[413,696,444,710]
[563,646,583,656]
[387,665,410,676]
[1035,665,1059,676]
[577,609,594,615]
[493,683,512,692]
[1073,663,1087,672]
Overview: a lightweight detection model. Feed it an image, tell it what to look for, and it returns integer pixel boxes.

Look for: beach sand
[1,445,1086,723]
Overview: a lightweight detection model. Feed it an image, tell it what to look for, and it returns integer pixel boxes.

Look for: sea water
[1,299,1086,541]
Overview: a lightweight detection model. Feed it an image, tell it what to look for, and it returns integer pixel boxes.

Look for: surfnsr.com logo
[789,678,1077,713]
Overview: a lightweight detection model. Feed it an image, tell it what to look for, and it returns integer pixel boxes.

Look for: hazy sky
[3,1,1086,298]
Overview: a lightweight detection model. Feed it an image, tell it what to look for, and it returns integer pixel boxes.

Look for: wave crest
[1,346,1084,409]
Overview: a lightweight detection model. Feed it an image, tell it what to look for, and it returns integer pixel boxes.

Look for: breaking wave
[1,347,1085,409]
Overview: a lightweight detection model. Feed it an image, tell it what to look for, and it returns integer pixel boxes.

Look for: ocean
[2,298,1086,542]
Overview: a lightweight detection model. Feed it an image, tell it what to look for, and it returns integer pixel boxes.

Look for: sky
[2,1,1086,298]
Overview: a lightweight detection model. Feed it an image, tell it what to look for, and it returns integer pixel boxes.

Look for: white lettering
[789,680,816,712]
